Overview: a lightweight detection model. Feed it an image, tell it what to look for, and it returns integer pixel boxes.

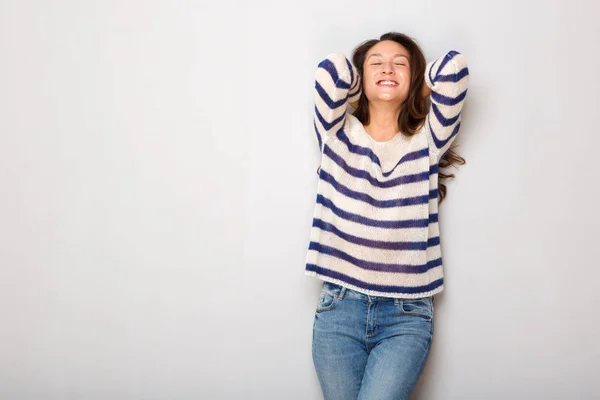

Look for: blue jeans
[312,281,434,400]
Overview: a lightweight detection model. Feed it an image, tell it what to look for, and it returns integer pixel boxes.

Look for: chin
[376,95,405,104]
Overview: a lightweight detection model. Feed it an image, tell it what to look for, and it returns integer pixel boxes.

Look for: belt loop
[338,287,347,300]
[394,298,399,306]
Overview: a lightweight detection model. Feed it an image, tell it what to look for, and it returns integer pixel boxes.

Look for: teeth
[378,81,397,86]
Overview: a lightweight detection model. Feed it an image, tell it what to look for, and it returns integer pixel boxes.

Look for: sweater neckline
[367,131,402,145]
[363,126,405,147]
[346,113,406,147]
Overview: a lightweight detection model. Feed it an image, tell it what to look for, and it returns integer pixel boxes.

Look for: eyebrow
[367,53,410,61]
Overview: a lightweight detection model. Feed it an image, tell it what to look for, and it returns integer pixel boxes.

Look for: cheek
[398,70,411,83]
[367,70,385,94]
[398,72,411,94]
[362,81,381,101]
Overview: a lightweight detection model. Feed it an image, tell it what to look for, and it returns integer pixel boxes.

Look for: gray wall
[1,0,599,399]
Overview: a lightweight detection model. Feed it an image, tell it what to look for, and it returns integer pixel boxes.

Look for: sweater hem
[305,270,444,299]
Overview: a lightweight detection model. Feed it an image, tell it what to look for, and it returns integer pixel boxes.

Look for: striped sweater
[305,51,469,298]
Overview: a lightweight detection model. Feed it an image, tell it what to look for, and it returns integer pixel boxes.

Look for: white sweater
[304,51,469,298]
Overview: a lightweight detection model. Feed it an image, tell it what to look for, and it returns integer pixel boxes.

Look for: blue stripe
[428,59,438,85]
[431,88,467,107]
[427,237,440,247]
[430,213,438,223]
[312,218,428,250]
[429,119,461,150]
[317,59,352,89]
[346,58,355,89]
[319,169,430,208]
[336,130,383,167]
[435,67,469,82]
[323,147,429,188]
[432,103,460,127]
[314,105,346,132]
[305,264,444,294]
[309,242,441,273]
[315,82,348,109]
[434,51,461,79]
[316,194,429,228]
[430,164,439,175]
[349,76,361,96]
[336,130,429,177]
[428,257,443,269]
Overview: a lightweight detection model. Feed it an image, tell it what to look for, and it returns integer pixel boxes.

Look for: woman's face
[362,40,411,105]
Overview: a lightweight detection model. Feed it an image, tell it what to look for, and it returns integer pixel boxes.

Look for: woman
[305,32,469,399]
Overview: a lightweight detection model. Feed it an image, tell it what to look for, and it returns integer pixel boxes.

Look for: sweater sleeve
[424,51,470,159]
[313,53,362,152]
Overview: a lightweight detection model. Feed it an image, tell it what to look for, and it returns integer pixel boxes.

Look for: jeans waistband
[321,281,433,305]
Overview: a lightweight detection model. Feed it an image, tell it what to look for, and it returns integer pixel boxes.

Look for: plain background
[1,0,599,399]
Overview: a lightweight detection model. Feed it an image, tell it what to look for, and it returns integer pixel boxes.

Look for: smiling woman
[306,32,469,400]
[362,44,412,117]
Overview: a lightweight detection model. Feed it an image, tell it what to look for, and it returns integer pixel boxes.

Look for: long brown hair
[351,32,465,204]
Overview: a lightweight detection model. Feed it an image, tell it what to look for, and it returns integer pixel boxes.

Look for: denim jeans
[312,281,434,400]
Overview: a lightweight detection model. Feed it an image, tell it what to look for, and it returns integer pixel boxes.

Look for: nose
[382,61,395,74]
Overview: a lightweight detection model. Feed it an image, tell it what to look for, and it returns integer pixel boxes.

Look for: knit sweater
[305,51,469,298]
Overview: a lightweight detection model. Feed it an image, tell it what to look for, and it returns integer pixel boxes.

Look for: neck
[364,101,402,142]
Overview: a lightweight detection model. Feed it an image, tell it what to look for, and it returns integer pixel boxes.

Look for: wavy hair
[351,32,465,203]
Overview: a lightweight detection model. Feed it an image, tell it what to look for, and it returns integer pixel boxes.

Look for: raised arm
[423,51,469,159]
[313,53,362,152]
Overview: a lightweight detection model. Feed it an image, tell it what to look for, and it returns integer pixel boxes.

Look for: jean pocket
[315,282,341,313]
[399,297,433,321]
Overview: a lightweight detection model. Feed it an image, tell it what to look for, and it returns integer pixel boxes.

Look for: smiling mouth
[377,80,398,87]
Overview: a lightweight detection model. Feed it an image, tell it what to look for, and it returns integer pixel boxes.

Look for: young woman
[305,32,469,399]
